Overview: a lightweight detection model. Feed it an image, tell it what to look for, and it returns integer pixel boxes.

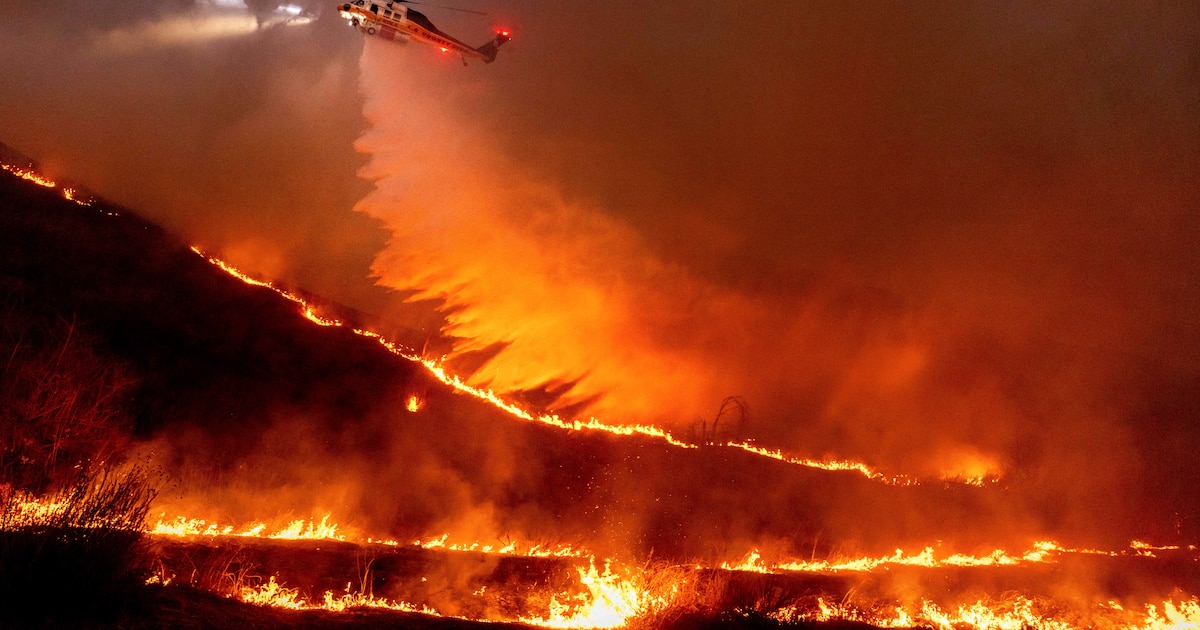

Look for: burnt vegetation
[0,148,521,627]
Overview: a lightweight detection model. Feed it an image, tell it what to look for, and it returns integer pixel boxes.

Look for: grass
[0,465,157,624]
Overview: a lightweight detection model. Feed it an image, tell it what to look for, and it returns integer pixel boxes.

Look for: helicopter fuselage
[337,0,508,63]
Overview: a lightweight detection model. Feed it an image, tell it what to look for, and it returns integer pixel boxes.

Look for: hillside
[6,146,1198,629]
[0,144,1008,558]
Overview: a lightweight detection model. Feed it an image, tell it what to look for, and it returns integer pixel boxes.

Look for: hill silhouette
[6,143,1200,629]
[0,141,1026,561]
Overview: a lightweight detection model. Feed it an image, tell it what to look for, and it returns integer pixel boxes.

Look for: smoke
[2,0,1198,553]
[351,1,1200,541]
[0,0,398,312]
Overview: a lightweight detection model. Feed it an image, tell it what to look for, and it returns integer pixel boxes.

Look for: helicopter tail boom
[473,30,510,63]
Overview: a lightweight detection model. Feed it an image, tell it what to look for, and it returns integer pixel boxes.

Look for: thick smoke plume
[2,0,1198,552]
[351,2,1200,543]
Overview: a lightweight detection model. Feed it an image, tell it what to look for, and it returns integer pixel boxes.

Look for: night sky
[2,1,1198,540]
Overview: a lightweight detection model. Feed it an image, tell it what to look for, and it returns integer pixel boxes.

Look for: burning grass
[142,530,1200,630]
[4,156,1200,629]
[0,466,157,624]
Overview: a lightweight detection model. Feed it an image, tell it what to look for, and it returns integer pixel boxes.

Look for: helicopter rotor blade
[400,0,488,16]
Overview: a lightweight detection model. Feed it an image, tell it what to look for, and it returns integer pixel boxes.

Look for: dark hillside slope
[0,151,1018,563]
[0,154,420,440]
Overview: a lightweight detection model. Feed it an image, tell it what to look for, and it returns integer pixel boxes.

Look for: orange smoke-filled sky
[1,1,1198,527]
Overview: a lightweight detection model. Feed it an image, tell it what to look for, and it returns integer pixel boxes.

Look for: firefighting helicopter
[337,0,510,64]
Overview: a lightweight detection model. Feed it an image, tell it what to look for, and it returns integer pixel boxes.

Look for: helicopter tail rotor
[474,27,510,63]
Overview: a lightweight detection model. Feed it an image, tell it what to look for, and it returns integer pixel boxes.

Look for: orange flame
[150,514,343,541]
[188,247,992,488]
[772,596,1200,630]
[717,539,1188,576]
[2,160,94,206]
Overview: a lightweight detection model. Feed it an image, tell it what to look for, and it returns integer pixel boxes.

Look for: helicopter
[337,0,510,64]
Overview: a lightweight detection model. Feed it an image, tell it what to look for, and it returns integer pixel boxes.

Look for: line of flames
[215,558,665,629]
[225,575,1200,630]
[772,596,1200,630]
[190,247,993,488]
[718,539,1200,575]
[148,512,590,559]
[141,510,658,628]
[142,508,1200,629]
[12,160,1197,628]
[10,482,1200,628]
[148,510,1196,572]
[0,157,983,487]
[2,161,93,206]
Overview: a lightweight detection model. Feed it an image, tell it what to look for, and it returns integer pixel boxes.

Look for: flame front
[187,245,989,488]
[5,158,1196,628]
[773,597,1200,630]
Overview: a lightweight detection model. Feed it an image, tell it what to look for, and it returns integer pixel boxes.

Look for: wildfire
[222,543,1200,630]
[719,539,1176,576]
[231,561,665,629]
[771,596,1200,630]
[9,491,1197,629]
[151,511,593,561]
[411,533,584,558]
[145,508,661,627]
[2,162,56,187]
[150,514,343,541]
[1,160,94,205]
[520,559,672,629]
[234,576,444,615]
[187,247,992,488]
[14,158,1199,629]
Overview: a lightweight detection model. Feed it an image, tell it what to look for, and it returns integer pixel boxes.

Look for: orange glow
[771,596,1200,630]
[2,162,56,187]
[413,533,583,558]
[239,576,442,615]
[719,539,1165,576]
[187,247,993,488]
[2,159,96,206]
[519,559,678,629]
[8,495,1186,628]
[150,514,343,541]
